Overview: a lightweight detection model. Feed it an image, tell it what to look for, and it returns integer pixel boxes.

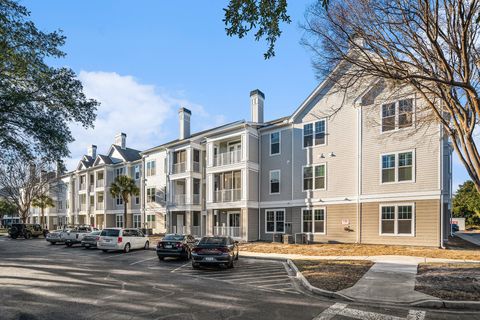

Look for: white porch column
[241,168,247,200]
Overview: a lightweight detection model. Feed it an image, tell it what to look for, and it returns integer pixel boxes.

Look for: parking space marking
[129,256,158,266]
[312,303,426,320]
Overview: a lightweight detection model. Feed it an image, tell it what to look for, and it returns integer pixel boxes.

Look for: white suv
[97,228,150,253]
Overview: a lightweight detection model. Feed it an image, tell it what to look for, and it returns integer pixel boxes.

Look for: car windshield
[198,237,227,245]
[163,235,185,241]
[11,224,23,228]
[100,229,120,237]
[90,231,101,235]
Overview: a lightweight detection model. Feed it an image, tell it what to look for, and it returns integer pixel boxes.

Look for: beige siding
[360,200,440,247]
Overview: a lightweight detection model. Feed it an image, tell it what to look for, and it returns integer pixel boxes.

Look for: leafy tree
[0,198,17,223]
[32,194,55,229]
[0,0,98,161]
[109,176,140,228]
[453,181,480,226]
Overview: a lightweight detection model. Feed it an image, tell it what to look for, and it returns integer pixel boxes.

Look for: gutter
[258,131,261,241]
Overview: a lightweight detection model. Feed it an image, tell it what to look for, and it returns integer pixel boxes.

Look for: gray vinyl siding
[248,169,259,201]
[246,208,259,241]
[248,134,259,163]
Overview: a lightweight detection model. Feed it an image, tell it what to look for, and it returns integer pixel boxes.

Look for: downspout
[141,155,146,232]
[439,123,445,249]
[258,129,261,241]
[354,101,362,244]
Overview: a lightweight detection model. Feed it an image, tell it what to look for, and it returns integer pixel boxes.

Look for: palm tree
[109,175,139,228]
[32,194,55,229]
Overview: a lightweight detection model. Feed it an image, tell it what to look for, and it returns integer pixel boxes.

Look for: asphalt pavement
[0,236,478,320]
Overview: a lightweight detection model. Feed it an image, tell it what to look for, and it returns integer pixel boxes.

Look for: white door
[176,215,184,234]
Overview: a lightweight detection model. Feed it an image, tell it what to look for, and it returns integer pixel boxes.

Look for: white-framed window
[301,208,326,234]
[115,167,124,178]
[133,214,141,228]
[379,204,414,236]
[269,170,280,194]
[134,165,141,180]
[146,160,156,176]
[147,187,156,203]
[116,215,124,228]
[135,196,140,205]
[116,196,123,206]
[265,209,285,233]
[381,150,414,183]
[381,99,414,132]
[270,131,280,155]
[303,164,326,191]
[303,119,326,148]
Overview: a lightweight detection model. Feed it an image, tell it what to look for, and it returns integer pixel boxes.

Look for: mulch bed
[293,260,374,292]
[415,263,480,301]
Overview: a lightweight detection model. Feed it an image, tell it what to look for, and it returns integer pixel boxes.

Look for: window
[382,99,414,132]
[380,204,414,235]
[147,187,156,203]
[115,167,124,177]
[133,214,141,228]
[302,208,326,234]
[270,170,280,194]
[146,160,156,176]
[147,215,156,222]
[303,120,326,148]
[116,215,124,228]
[193,149,200,163]
[270,132,280,155]
[381,151,414,183]
[303,164,326,191]
[116,196,123,206]
[135,196,140,205]
[265,209,285,233]
[134,165,140,180]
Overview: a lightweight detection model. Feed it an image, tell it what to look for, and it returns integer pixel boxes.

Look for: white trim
[269,131,281,156]
[269,169,281,195]
[264,208,286,234]
[302,118,327,150]
[302,163,327,192]
[380,149,416,184]
[378,203,415,237]
[301,207,326,235]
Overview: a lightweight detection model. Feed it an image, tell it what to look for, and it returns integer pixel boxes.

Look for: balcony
[193,161,200,173]
[214,226,241,238]
[96,180,105,188]
[79,204,87,211]
[192,194,200,205]
[213,149,242,167]
[214,189,242,202]
[79,183,86,191]
[172,162,186,174]
[173,194,186,206]
[96,202,104,210]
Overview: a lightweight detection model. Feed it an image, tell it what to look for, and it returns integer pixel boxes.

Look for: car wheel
[66,242,73,247]
[11,235,18,239]
[144,241,150,250]
[158,256,164,261]
[123,243,131,253]
[32,235,39,238]
[50,242,56,245]
[84,246,89,250]
[24,232,31,240]
[102,249,108,253]
[192,262,200,269]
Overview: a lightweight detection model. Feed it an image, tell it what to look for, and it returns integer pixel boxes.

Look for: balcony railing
[174,194,186,206]
[96,202,104,210]
[79,204,87,211]
[213,149,242,167]
[96,179,105,188]
[189,226,201,237]
[171,225,202,236]
[192,194,200,205]
[79,183,86,191]
[172,162,186,174]
[193,161,200,172]
[214,189,242,202]
[214,226,241,238]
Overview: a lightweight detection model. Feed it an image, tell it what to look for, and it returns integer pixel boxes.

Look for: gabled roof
[111,145,141,162]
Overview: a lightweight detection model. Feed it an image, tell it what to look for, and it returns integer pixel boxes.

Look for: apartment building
[36,65,452,247]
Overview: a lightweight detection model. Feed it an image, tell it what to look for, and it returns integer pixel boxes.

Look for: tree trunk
[41,207,45,229]
[124,201,127,229]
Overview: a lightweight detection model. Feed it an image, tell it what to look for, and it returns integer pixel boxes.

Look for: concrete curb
[410,299,480,310]
[286,259,354,301]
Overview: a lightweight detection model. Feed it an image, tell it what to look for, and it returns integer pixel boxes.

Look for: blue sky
[23,0,469,190]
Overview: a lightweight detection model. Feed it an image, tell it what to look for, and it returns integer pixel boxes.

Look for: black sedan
[191,236,239,269]
[156,234,197,260]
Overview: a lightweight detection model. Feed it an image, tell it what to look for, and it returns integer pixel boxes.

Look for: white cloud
[64,71,227,171]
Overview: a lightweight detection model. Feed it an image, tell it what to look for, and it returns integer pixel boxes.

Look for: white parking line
[312,303,426,320]
[130,256,158,265]
[171,262,190,273]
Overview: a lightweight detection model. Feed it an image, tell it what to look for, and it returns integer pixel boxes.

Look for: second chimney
[250,89,265,123]
[87,145,97,158]
[178,107,191,140]
[115,133,127,149]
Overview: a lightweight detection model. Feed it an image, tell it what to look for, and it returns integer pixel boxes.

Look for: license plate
[204,257,215,262]
[105,239,110,242]
[165,245,172,249]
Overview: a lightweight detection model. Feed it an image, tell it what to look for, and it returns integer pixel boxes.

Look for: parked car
[46,229,67,245]
[8,224,46,239]
[97,228,149,253]
[81,230,102,249]
[156,234,197,261]
[60,225,97,247]
[452,224,460,233]
[191,236,239,269]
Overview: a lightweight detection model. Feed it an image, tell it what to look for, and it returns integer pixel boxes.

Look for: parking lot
[1,237,479,320]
